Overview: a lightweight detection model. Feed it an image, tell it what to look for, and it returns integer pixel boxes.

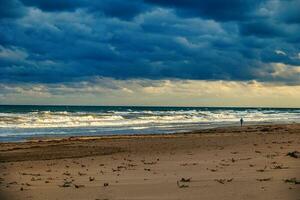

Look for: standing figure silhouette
[240,118,244,127]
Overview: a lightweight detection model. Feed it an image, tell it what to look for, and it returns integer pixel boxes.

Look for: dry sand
[0,124,299,200]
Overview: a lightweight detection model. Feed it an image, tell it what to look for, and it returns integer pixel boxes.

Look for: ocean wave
[0,109,300,129]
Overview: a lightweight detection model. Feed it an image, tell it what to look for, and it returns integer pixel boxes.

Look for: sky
[0,0,300,107]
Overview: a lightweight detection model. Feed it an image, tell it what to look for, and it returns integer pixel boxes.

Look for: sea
[0,105,299,142]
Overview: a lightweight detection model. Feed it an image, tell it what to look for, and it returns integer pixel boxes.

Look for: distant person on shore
[240,118,244,127]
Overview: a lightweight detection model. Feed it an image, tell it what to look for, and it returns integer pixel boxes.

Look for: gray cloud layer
[0,0,300,85]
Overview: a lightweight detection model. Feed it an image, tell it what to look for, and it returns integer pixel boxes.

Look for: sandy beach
[0,123,299,200]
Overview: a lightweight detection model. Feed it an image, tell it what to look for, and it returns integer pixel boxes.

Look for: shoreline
[0,123,299,199]
[0,121,298,144]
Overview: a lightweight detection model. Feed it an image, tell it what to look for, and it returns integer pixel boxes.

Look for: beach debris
[177,181,189,188]
[143,161,157,165]
[124,158,133,162]
[20,187,23,191]
[215,179,225,184]
[220,163,230,167]
[207,168,217,172]
[59,181,72,187]
[89,177,95,181]
[63,171,71,176]
[239,157,252,161]
[31,177,42,181]
[255,150,261,154]
[20,173,41,176]
[9,181,18,185]
[144,168,151,171]
[272,164,289,170]
[72,161,80,165]
[180,178,191,182]
[180,163,188,166]
[227,178,233,182]
[78,172,86,176]
[256,178,272,182]
[256,166,267,172]
[180,162,198,167]
[286,151,300,158]
[74,184,85,188]
[117,165,126,170]
[215,178,233,184]
[127,163,137,167]
[284,178,300,184]
[103,183,109,187]
[112,167,121,172]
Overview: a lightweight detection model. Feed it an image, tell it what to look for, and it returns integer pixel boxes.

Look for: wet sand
[0,124,299,200]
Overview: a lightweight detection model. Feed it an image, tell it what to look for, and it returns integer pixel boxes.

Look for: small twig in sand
[256,178,272,182]
[286,151,300,158]
[31,177,41,181]
[272,165,289,170]
[74,184,85,188]
[180,178,191,182]
[215,178,233,184]
[20,173,41,176]
[78,172,86,176]
[284,178,300,184]
[256,166,267,172]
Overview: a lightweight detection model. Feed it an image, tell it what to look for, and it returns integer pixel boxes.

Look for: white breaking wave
[0,109,300,129]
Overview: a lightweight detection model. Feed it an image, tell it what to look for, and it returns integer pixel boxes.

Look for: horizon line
[0,104,299,109]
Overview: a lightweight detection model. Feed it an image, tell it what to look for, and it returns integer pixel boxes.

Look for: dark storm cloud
[277,0,300,24]
[145,0,262,21]
[239,20,286,38]
[0,0,27,19]
[0,0,300,85]
[20,0,149,20]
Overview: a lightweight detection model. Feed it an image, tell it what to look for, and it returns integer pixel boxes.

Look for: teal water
[0,105,299,142]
